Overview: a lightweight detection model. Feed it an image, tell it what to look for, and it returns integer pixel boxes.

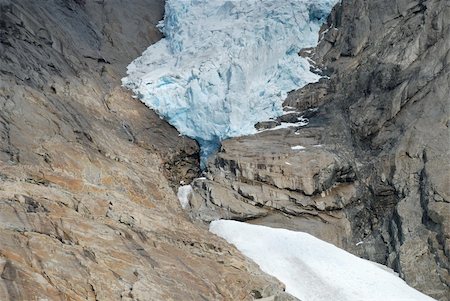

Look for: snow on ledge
[177,185,192,209]
[257,119,310,133]
[210,220,436,301]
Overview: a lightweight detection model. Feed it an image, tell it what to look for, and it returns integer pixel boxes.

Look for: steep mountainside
[0,1,293,300]
[1,0,448,300]
[190,0,450,299]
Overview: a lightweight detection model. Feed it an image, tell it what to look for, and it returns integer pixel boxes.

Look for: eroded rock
[191,0,450,299]
[0,1,293,300]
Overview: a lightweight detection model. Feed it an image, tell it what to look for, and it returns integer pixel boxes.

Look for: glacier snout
[123,0,338,162]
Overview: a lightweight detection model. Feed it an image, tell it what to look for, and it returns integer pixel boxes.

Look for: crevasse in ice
[122,0,338,161]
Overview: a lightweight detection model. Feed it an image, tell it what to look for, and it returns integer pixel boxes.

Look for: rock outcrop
[0,1,294,300]
[190,0,450,299]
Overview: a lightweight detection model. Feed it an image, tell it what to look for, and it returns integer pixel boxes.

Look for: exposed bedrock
[0,1,294,300]
[190,0,450,299]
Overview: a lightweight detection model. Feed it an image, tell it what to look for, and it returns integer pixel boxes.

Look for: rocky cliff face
[0,1,294,300]
[190,0,450,299]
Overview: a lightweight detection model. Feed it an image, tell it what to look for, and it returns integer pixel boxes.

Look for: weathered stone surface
[0,1,294,300]
[191,116,359,250]
[191,0,450,299]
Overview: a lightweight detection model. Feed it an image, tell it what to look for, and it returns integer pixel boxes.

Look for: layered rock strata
[0,1,294,300]
[190,0,450,299]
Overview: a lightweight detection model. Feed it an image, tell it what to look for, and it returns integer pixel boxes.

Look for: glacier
[123,0,338,162]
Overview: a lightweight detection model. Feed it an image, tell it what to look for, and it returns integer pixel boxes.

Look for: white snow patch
[258,119,310,133]
[177,185,192,209]
[285,162,292,166]
[210,220,436,301]
[356,241,364,246]
[291,145,306,150]
[282,110,300,115]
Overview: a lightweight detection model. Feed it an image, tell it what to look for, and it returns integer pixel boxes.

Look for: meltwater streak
[123,0,338,164]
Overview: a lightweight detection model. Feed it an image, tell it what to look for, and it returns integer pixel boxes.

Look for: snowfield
[123,0,338,160]
[210,220,436,301]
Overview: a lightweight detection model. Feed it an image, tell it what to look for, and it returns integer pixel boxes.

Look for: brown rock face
[191,0,450,299]
[0,1,293,300]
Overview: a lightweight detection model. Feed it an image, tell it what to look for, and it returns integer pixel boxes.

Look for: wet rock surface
[191,0,450,299]
[0,1,294,300]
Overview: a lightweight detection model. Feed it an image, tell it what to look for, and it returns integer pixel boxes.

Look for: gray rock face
[191,0,450,299]
[0,1,295,300]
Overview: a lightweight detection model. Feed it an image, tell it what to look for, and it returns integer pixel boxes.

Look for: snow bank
[123,0,338,161]
[291,145,306,150]
[210,220,436,301]
[177,185,192,209]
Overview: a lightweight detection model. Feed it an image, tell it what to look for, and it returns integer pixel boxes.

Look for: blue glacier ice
[122,0,338,163]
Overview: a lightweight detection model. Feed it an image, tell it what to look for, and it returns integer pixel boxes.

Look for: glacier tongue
[123,0,338,161]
